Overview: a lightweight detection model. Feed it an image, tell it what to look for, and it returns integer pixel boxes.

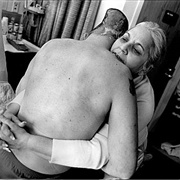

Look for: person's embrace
[0,20,166,179]
[0,8,137,179]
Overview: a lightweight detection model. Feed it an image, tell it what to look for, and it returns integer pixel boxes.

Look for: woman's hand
[0,138,11,152]
[0,116,30,150]
[0,108,26,142]
[3,110,26,127]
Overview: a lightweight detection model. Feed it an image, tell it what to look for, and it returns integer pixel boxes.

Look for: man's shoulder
[48,38,78,45]
[107,60,133,93]
[95,51,132,81]
[38,38,80,55]
[111,59,132,79]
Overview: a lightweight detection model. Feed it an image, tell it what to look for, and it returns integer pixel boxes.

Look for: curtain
[37,0,101,47]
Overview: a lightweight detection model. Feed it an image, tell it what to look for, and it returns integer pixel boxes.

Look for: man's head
[84,8,128,40]
[111,21,166,76]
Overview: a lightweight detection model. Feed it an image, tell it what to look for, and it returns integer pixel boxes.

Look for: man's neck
[86,34,115,50]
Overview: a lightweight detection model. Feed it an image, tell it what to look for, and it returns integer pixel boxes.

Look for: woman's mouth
[112,52,125,64]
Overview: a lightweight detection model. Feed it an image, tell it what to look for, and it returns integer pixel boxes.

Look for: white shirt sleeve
[50,123,109,169]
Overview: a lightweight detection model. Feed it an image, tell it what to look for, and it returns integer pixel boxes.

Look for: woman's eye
[120,37,128,42]
[133,48,141,55]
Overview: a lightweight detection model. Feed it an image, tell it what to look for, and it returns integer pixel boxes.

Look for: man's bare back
[11,35,134,175]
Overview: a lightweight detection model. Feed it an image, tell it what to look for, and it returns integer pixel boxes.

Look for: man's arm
[102,69,138,179]
[136,77,154,133]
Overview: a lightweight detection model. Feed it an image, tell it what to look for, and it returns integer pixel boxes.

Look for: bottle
[18,24,23,33]
[10,17,15,24]
[10,32,17,40]
[1,17,8,35]
[13,23,19,33]
[17,33,22,41]
[8,22,13,33]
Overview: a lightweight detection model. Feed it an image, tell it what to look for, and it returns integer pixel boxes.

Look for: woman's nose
[121,44,128,55]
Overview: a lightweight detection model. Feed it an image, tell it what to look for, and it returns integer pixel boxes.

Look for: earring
[138,68,146,76]
[147,65,154,73]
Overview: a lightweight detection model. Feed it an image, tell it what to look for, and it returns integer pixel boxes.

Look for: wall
[1,0,49,15]
[2,0,25,15]
[95,0,144,28]
[136,0,180,106]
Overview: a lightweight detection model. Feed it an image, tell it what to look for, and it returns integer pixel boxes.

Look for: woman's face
[111,25,153,74]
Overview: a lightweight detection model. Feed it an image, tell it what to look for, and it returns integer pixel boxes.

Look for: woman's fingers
[3,147,11,152]
[0,115,16,140]
[0,117,16,140]
[0,113,26,127]
[0,117,16,130]
[1,123,15,140]
[12,115,26,127]
[0,140,11,152]
[2,123,11,136]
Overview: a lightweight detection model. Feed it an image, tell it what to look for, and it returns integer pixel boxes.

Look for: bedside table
[3,35,40,53]
[3,35,40,91]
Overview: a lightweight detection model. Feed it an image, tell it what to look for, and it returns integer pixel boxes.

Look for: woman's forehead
[128,26,153,49]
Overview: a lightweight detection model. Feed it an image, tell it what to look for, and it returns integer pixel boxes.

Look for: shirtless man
[0,8,137,179]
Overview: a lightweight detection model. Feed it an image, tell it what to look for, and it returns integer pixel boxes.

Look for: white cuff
[50,124,109,169]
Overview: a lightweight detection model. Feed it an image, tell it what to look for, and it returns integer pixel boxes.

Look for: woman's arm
[50,124,108,169]
[0,117,109,169]
[0,89,109,169]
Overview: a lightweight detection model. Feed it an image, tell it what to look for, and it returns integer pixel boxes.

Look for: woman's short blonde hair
[136,21,167,70]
